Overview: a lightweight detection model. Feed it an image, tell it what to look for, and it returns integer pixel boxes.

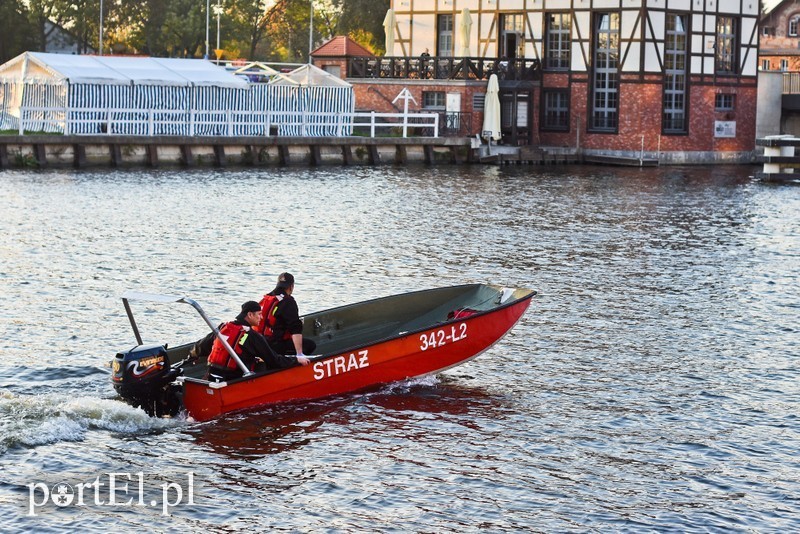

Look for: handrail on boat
[120,291,254,377]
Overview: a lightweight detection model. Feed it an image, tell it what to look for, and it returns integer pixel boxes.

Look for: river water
[0,163,798,532]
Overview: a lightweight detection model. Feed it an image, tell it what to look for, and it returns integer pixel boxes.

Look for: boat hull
[182,292,533,421]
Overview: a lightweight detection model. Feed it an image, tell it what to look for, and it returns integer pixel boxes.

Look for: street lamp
[205,0,210,58]
[214,1,224,59]
[99,0,104,55]
[308,0,313,64]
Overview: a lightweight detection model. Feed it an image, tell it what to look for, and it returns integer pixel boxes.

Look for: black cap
[276,272,295,289]
[236,300,261,321]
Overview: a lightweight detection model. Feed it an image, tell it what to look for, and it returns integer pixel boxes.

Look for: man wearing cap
[258,272,317,358]
[204,300,310,382]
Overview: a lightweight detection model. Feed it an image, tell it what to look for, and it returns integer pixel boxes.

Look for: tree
[334,0,389,54]
[161,0,207,56]
[27,0,72,52]
[0,0,36,63]
[226,0,289,60]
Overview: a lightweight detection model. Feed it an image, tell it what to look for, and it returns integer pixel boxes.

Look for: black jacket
[267,290,304,342]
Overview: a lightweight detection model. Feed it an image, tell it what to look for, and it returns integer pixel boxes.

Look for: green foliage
[0,0,387,63]
[333,0,389,55]
[0,0,36,62]
[14,151,38,167]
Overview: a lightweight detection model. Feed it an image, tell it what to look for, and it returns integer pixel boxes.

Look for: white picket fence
[11,107,439,138]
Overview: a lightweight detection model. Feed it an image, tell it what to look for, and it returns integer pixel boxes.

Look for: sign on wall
[714,121,736,138]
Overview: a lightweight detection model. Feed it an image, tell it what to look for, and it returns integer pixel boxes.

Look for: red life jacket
[257,294,291,340]
[208,322,249,370]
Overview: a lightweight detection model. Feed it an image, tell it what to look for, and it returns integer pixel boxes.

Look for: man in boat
[258,272,317,358]
[205,300,310,382]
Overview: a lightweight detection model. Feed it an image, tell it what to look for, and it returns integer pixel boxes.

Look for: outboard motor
[112,344,182,417]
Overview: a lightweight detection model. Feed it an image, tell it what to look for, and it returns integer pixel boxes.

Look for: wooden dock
[0,135,474,169]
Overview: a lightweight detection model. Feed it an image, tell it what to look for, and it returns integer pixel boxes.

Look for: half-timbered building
[339,0,761,163]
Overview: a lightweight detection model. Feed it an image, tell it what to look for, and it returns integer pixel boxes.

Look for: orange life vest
[258,293,291,340]
[208,322,248,370]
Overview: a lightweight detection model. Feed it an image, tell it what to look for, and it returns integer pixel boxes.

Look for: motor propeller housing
[112,344,181,417]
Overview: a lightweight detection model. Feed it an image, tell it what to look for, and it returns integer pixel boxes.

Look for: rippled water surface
[1,164,798,532]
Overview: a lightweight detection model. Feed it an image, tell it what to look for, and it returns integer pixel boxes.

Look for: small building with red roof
[310,36,374,79]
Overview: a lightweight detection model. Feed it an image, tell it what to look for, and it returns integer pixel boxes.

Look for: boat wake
[380,374,441,394]
[0,391,181,453]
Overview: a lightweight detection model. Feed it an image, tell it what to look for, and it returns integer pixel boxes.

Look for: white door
[446,92,461,131]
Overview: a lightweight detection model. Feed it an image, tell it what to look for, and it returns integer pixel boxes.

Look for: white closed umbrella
[482,74,501,142]
[383,9,396,56]
[459,8,473,57]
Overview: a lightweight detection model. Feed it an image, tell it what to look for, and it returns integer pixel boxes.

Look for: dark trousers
[269,338,316,356]
[206,364,243,382]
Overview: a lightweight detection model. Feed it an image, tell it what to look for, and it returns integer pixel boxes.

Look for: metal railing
[438,111,473,137]
[9,106,441,138]
[348,56,541,82]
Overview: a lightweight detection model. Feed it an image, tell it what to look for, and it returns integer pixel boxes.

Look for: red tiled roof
[311,36,374,57]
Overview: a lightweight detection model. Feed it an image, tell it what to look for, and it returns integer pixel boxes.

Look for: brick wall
[536,77,756,154]
[346,76,756,155]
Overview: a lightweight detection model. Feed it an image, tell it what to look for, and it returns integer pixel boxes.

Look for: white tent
[266,64,353,136]
[0,52,353,137]
[268,64,351,87]
[0,52,247,87]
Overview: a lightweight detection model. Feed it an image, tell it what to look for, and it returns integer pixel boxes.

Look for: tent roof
[268,63,351,87]
[0,52,248,88]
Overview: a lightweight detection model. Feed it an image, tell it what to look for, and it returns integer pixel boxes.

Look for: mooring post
[109,144,122,167]
[214,145,226,167]
[309,145,321,166]
[367,145,380,165]
[73,144,86,169]
[181,145,193,166]
[395,145,407,164]
[279,145,290,166]
[33,144,47,168]
[423,145,435,165]
[146,145,158,167]
[341,145,353,165]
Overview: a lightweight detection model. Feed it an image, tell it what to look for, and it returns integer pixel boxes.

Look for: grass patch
[0,129,63,136]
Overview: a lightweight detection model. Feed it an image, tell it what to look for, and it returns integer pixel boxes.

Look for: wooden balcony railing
[783,71,800,94]
[347,56,541,82]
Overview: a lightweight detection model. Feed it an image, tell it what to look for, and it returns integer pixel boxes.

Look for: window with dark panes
[423,91,446,109]
[591,12,619,131]
[663,13,687,133]
[438,15,454,57]
[546,13,571,69]
[542,90,570,130]
[715,94,735,111]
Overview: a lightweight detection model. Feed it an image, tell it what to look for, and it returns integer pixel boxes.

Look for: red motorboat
[111,284,536,421]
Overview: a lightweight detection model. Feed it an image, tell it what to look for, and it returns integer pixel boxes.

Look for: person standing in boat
[258,272,317,358]
[205,300,310,382]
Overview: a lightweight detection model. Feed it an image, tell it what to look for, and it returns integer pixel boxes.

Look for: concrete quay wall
[0,135,474,169]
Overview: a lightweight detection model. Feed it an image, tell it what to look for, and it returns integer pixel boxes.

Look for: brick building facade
[315,1,761,163]
[760,0,800,72]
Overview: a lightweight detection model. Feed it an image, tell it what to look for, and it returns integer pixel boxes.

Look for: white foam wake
[0,391,181,452]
